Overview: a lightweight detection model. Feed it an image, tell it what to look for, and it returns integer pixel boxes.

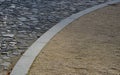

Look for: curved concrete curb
[10,0,120,75]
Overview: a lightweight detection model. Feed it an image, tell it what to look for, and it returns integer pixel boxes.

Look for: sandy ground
[28,3,120,75]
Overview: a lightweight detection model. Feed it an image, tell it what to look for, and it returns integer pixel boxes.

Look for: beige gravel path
[28,3,120,75]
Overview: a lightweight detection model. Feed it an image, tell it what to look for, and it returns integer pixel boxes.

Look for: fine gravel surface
[28,3,120,75]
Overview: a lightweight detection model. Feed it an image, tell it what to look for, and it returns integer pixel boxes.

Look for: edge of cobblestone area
[10,0,120,75]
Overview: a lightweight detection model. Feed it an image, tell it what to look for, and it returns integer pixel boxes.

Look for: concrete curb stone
[10,0,120,75]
